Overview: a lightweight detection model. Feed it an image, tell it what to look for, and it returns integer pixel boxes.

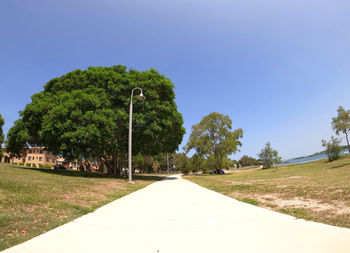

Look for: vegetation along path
[3,174,350,253]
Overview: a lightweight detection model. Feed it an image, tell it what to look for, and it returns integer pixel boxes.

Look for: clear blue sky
[1,0,350,160]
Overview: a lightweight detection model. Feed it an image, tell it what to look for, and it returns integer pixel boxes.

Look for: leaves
[258,142,281,169]
[6,66,185,170]
[185,112,243,172]
[322,137,342,162]
[332,106,350,153]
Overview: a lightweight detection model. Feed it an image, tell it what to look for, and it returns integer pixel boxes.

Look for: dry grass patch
[185,156,350,228]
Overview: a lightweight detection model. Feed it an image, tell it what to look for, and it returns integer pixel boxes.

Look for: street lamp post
[128,87,145,183]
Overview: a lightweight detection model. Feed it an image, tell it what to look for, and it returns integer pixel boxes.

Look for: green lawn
[0,165,162,251]
[185,156,350,228]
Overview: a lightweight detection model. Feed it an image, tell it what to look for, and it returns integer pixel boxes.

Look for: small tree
[332,106,350,153]
[258,142,281,169]
[174,153,190,175]
[239,155,259,167]
[322,136,342,162]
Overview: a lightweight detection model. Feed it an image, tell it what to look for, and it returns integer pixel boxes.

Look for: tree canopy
[332,106,350,153]
[322,136,342,162]
[258,142,281,169]
[6,66,185,175]
[238,155,260,167]
[185,112,243,173]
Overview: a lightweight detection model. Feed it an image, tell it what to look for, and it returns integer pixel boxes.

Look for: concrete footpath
[3,175,350,253]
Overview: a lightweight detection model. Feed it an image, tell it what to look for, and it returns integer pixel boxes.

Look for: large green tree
[332,106,350,153]
[6,66,185,175]
[185,112,243,174]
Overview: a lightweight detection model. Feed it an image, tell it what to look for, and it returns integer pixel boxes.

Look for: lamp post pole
[128,87,145,183]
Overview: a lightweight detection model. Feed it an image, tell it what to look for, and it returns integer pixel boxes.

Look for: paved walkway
[3,175,350,253]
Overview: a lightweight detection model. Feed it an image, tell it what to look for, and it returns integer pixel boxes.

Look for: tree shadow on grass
[329,162,350,169]
[8,165,164,181]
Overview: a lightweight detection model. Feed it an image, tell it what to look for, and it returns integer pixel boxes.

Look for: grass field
[185,156,350,228]
[0,165,163,251]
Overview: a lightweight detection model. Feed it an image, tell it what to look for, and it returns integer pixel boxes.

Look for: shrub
[25,163,31,167]
[322,136,342,162]
[39,164,45,169]
[31,164,37,168]
[13,162,18,165]
[19,162,24,166]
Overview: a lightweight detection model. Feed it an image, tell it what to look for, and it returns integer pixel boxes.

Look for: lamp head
[137,91,146,101]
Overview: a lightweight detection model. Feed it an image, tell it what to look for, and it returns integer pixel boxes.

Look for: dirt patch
[233,192,350,215]
[59,180,127,207]
[225,180,252,185]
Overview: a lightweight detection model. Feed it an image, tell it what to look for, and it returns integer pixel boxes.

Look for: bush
[19,162,24,166]
[322,137,342,162]
[13,162,18,165]
[25,163,31,167]
[32,163,37,168]
[39,164,45,168]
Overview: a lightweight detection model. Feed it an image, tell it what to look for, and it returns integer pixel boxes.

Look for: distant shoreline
[282,147,349,165]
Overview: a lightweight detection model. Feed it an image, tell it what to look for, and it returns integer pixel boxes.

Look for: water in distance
[282,148,349,165]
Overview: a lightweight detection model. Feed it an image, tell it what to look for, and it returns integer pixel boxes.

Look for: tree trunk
[78,160,85,172]
[166,153,169,174]
[112,151,117,175]
[346,132,350,154]
[85,160,92,172]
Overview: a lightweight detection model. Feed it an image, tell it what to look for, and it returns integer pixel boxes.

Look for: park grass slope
[185,157,350,228]
[0,165,162,251]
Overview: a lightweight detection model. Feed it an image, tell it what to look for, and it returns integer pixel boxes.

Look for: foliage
[322,136,342,162]
[238,155,260,167]
[6,66,185,175]
[6,120,30,158]
[133,153,145,172]
[189,154,205,174]
[174,153,190,175]
[332,106,350,153]
[151,160,160,173]
[185,112,243,174]
[258,142,281,169]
